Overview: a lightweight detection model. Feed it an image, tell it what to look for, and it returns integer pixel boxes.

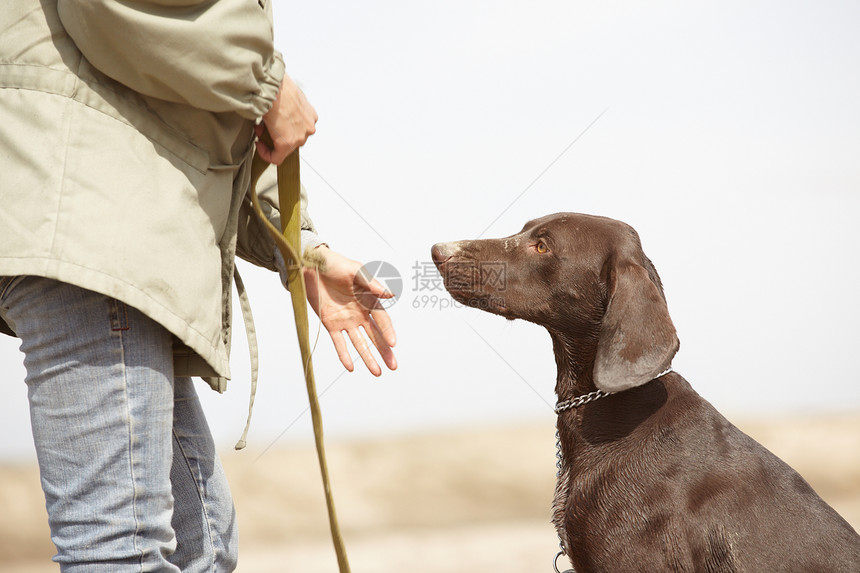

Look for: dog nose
[431,242,459,265]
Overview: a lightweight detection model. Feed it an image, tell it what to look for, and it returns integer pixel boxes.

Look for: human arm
[236,169,397,376]
[57,0,283,119]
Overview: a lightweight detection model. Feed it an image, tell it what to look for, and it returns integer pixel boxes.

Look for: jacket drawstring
[233,268,259,450]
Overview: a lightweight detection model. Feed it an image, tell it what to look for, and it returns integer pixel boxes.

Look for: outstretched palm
[303,247,397,376]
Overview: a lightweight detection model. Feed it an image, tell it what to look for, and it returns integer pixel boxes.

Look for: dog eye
[536,241,548,254]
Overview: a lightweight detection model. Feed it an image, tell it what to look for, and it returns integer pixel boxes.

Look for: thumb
[351,261,400,314]
[354,267,394,299]
[369,278,395,298]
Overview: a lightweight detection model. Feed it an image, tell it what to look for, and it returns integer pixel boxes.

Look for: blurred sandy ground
[2,413,859,573]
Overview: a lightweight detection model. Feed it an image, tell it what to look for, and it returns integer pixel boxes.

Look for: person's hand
[303,246,397,376]
[255,72,318,165]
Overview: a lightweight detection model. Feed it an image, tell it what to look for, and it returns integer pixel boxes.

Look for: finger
[329,330,354,373]
[364,315,397,371]
[346,327,381,377]
[257,131,297,166]
[268,139,291,165]
[370,306,397,348]
[254,139,275,164]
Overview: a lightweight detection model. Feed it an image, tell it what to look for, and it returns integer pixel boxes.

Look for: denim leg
[170,377,238,573]
[1,277,179,572]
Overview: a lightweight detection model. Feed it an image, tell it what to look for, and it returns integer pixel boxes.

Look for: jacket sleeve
[56,0,284,119]
[236,163,323,275]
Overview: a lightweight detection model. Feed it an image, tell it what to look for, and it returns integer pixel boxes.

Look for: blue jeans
[0,277,238,572]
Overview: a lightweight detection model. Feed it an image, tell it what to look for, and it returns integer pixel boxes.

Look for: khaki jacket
[0,0,316,391]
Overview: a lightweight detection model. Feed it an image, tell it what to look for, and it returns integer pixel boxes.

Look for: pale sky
[1,0,859,460]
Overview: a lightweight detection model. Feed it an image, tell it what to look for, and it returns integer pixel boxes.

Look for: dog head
[432,212,679,392]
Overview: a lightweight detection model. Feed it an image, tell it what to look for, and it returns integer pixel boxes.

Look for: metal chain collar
[554,388,612,414]
[553,367,674,414]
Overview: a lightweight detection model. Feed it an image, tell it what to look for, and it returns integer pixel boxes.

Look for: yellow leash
[247,139,352,573]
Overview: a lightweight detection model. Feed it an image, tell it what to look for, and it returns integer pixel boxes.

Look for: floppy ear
[594,261,679,393]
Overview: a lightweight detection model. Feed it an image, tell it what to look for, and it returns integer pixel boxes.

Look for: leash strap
[248,137,352,573]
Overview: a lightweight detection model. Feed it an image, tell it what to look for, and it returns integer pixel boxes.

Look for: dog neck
[548,329,599,400]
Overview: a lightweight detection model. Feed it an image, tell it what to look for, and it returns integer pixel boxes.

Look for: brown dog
[432,213,860,572]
